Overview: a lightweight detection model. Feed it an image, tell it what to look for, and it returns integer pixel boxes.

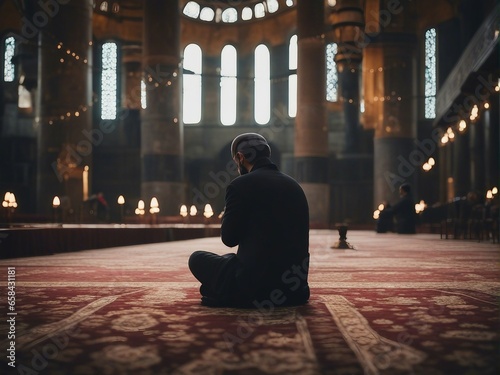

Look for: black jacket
[221,157,310,306]
[390,194,417,234]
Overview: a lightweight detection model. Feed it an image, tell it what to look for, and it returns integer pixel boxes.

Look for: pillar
[202,56,220,125]
[142,0,184,215]
[370,38,417,205]
[329,0,364,153]
[122,45,141,147]
[470,118,485,193]
[295,0,329,226]
[36,0,93,216]
[453,129,470,197]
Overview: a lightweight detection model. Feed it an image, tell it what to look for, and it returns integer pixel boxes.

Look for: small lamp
[203,204,214,219]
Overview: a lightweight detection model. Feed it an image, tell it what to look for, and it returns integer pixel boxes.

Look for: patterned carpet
[1,230,499,375]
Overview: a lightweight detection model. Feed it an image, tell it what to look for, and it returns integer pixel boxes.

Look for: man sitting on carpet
[189,133,310,307]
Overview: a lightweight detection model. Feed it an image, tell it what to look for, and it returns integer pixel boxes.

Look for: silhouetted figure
[376,202,394,233]
[188,133,310,308]
[385,183,417,234]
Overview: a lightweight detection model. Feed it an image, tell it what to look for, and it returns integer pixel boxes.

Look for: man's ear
[235,151,244,163]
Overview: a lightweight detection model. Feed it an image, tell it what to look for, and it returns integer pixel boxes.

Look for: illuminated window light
[242,7,253,20]
[3,37,15,82]
[183,1,200,18]
[200,7,215,21]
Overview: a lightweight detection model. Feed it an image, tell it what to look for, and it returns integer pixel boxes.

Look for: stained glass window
[220,45,237,126]
[101,42,117,120]
[425,28,437,119]
[3,37,15,82]
[255,44,270,125]
[289,35,297,118]
[326,43,338,102]
[183,44,202,124]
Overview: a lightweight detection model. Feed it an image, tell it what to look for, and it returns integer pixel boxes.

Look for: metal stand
[331,223,355,250]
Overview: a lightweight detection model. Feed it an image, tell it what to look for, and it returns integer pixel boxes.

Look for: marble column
[36,0,93,217]
[295,0,329,226]
[142,0,185,215]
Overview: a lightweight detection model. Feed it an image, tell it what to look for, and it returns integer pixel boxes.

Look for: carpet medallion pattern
[0,230,499,374]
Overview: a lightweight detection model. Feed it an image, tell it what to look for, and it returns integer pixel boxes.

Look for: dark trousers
[188,251,241,305]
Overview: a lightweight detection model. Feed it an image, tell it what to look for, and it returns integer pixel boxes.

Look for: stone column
[469,118,485,193]
[142,0,184,215]
[122,45,141,147]
[329,0,364,153]
[36,0,93,217]
[295,0,329,227]
[366,34,417,206]
[453,130,470,197]
[202,56,220,125]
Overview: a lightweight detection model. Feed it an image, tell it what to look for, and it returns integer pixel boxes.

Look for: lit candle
[83,165,89,201]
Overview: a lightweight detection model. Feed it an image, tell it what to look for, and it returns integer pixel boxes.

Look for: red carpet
[1,230,499,374]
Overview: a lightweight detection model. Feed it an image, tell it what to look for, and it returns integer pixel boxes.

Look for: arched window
[425,28,437,119]
[221,8,237,23]
[255,44,270,125]
[200,7,215,21]
[101,42,118,120]
[242,7,253,21]
[220,45,237,126]
[326,43,338,102]
[267,0,279,13]
[288,35,297,118]
[3,36,16,82]
[183,44,202,124]
[141,80,146,109]
[183,1,200,18]
[255,3,265,18]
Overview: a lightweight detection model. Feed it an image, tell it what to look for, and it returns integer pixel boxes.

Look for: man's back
[221,157,310,305]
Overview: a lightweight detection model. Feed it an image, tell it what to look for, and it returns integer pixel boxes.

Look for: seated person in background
[188,133,310,308]
[376,202,394,233]
[385,183,417,234]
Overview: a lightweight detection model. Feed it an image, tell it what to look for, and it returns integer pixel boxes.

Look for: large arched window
[220,45,237,126]
[183,43,202,124]
[425,28,437,119]
[326,43,338,102]
[254,44,270,125]
[288,35,297,118]
[3,36,16,82]
[101,42,118,120]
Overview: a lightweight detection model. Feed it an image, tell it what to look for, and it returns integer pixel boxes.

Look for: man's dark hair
[231,133,271,163]
[400,183,411,194]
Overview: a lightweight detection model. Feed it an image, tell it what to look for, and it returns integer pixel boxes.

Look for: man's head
[399,183,411,196]
[230,133,271,175]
